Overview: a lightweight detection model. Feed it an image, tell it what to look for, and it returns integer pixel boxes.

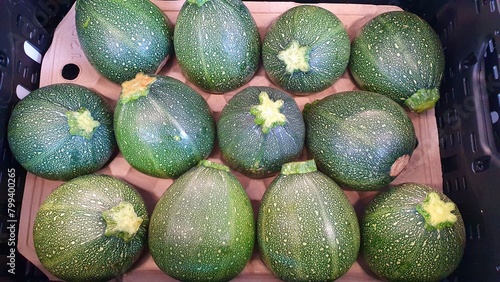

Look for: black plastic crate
[0,0,498,281]
[433,0,500,281]
[0,0,72,280]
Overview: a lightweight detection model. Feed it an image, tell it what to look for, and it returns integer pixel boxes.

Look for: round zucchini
[174,0,261,93]
[149,160,255,281]
[75,0,173,84]
[303,90,416,191]
[217,86,305,178]
[33,174,149,282]
[262,5,350,94]
[7,83,115,181]
[257,160,360,281]
[114,73,215,179]
[361,182,466,281]
[350,11,445,113]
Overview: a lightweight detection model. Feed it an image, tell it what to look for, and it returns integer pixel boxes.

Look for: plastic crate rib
[434,0,500,280]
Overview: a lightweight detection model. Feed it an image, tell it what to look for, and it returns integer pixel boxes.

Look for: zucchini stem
[404,88,440,113]
[102,201,143,242]
[281,160,317,175]
[250,91,287,134]
[120,72,157,104]
[187,0,209,7]
[416,192,457,230]
[278,40,311,74]
[389,154,410,177]
[198,159,231,172]
[66,108,100,139]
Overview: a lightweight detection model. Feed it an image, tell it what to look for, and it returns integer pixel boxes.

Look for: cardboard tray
[18,1,443,281]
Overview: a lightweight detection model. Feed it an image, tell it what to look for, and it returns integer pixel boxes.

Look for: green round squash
[149,160,255,281]
[33,174,149,282]
[350,11,445,113]
[174,0,261,93]
[257,160,360,281]
[7,83,115,181]
[303,90,416,191]
[262,5,350,95]
[75,0,173,84]
[217,86,305,178]
[114,73,216,179]
[361,182,466,281]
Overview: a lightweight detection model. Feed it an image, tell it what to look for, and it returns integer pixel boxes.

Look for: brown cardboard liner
[18,1,442,281]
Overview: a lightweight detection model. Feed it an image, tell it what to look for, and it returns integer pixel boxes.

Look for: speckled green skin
[257,160,360,281]
[217,86,305,178]
[33,174,149,282]
[149,160,255,281]
[7,84,115,181]
[114,75,215,179]
[303,90,416,191]
[262,5,350,95]
[75,0,173,84]
[350,11,444,111]
[361,183,466,281]
[174,0,261,93]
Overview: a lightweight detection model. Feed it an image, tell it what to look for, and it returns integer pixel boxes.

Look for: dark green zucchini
[217,86,305,178]
[8,83,115,181]
[262,5,350,94]
[258,160,360,281]
[114,73,215,178]
[303,90,416,191]
[174,0,261,93]
[350,11,445,113]
[361,182,466,281]
[75,0,173,84]
[149,160,255,281]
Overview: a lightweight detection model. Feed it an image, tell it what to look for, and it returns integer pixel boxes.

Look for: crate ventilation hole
[61,63,80,80]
